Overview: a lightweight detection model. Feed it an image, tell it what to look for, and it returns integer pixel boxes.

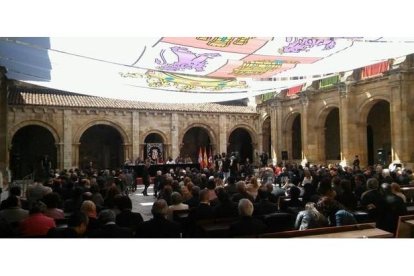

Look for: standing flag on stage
[208,147,213,168]
[198,147,203,167]
[203,147,208,169]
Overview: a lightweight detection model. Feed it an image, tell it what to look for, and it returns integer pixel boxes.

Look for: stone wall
[6,105,258,170]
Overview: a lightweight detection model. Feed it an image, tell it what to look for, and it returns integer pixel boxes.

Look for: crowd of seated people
[0,158,413,238]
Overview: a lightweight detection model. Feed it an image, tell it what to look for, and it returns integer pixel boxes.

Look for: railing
[11,173,33,197]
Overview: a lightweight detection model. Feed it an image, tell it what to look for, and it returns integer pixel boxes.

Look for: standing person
[0,169,3,199]
[142,162,150,196]
[41,154,52,179]
[221,153,231,182]
[353,155,360,171]
[153,170,163,198]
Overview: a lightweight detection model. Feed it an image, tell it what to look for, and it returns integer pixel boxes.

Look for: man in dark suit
[135,199,181,238]
[188,189,214,222]
[89,209,133,238]
[376,183,407,235]
[229,198,268,237]
[115,196,143,235]
[253,187,278,216]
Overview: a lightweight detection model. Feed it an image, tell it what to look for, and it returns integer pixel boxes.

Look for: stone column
[0,68,8,175]
[300,95,309,165]
[219,114,228,154]
[139,144,146,159]
[270,105,277,164]
[72,143,80,168]
[63,109,72,169]
[123,143,132,162]
[171,113,179,159]
[132,111,140,161]
[338,83,360,166]
[389,73,410,163]
[56,142,64,170]
[275,101,284,164]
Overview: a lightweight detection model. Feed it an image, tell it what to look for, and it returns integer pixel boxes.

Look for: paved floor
[130,185,156,221]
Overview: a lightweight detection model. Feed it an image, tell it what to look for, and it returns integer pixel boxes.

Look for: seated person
[115,195,144,234]
[135,199,181,238]
[253,187,278,216]
[229,198,268,237]
[47,212,89,238]
[295,202,328,230]
[168,192,189,221]
[317,196,357,226]
[20,202,56,237]
[188,189,214,222]
[0,195,29,226]
[89,209,133,238]
[42,192,65,220]
[213,187,238,219]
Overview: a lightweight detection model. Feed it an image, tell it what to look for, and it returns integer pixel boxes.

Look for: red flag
[208,147,213,168]
[203,147,208,169]
[198,147,203,166]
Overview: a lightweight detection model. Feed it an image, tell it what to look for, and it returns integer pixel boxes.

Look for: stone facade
[2,54,414,174]
[4,87,259,171]
[257,55,414,168]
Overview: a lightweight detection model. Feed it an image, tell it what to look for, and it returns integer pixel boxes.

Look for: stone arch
[73,119,130,169]
[9,120,60,144]
[227,125,257,162]
[179,123,217,163]
[141,129,169,144]
[283,111,302,160]
[227,124,258,146]
[74,119,130,145]
[358,95,391,124]
[9,121,59,180]
[179,123,217,148]
[358,98,391,166]
[283,111,301,131]
[315,106,340,162]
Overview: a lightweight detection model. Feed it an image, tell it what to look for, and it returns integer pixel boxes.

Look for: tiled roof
[8,88,257,114]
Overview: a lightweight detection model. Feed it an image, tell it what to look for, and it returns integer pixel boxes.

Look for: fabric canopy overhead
[1,37,414,103]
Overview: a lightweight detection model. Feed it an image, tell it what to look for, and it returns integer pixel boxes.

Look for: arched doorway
[10,125,57,180]
[262,117,271,158]
[181,127,211,163]
[144,133,165,163]
[79,125,124,170]
[228,128,253,162]
[366,100,391,165]
[292,114,302,160]
[324,108,340,160]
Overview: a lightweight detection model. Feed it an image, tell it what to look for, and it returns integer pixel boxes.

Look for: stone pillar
[270,106,277,164]
[171,113,179,159]
[56,142,64,170]
[300,95,309,165]
[123,143,132,162]
[0,68,8,175]
[389,74,410,163]
[63,109,72,169]
[132,111,140,161]
[139,144,146,160]
[275,101,284,164]
[338,84,360,167]
[219,114,228,154]
[72,143,80,168]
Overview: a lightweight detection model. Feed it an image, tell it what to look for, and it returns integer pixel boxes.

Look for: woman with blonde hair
[295,202,328,230]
